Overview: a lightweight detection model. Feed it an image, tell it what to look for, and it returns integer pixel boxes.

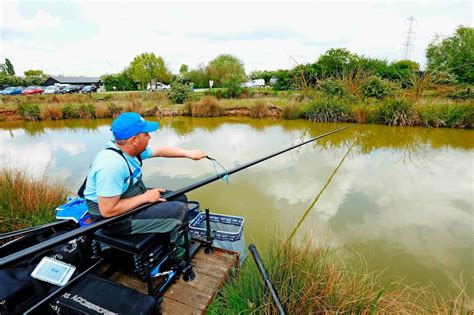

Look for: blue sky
[1,0,472,77]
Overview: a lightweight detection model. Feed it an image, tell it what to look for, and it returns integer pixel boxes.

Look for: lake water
[0,117,472,296]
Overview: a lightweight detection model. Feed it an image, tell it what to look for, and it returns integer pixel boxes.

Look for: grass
[1,90,473,128]
[208,238,472,314]
[0,167,68,233]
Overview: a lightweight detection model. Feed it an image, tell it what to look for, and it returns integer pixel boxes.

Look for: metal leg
[182,227,195,282]
[204,208,214,254]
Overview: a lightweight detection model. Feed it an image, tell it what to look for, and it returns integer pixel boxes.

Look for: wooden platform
[161,247,239,314]
[106,246,239,314]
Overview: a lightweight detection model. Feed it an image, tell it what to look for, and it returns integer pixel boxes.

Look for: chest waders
[81,148,187,243]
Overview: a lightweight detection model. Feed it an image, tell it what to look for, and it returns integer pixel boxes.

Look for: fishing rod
[0,124,354,268]
[0,220,71,241]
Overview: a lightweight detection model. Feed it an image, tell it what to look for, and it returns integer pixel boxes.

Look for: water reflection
[0,117,472,296]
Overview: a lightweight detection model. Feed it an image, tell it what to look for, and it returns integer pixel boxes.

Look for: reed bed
[1,91,472,128]
[208,238,472,314]
[0,168,68,233]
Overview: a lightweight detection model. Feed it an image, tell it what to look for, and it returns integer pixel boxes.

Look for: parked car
[240,81,253,88]
[43,85,62,94]
[81,85,98,93]
[1,86,23,95]
[21,86,44,95]
[147,82,171,91]
[61,85,82,94]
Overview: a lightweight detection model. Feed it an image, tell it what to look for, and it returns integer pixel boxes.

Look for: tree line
[1,26,472,91]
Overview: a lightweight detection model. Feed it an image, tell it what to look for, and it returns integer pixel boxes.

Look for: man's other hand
[144,188,167,203]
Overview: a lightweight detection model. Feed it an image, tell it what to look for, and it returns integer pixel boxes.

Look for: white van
[251,79,265,88]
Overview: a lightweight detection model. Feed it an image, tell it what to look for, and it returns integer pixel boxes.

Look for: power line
[402,16,416,60]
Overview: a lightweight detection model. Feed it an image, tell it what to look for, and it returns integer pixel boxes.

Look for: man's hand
[187,149,208,160]
[143,188,167,203]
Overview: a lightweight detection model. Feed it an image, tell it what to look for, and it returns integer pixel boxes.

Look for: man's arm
[151,146,207,160]
[98,188,166,218]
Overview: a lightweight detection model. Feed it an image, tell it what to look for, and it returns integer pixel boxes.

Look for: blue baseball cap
[111,112,159,140]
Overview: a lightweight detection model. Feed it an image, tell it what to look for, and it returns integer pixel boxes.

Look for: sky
[1,0,472,77]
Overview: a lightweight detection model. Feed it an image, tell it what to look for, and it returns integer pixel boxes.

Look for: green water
[0,117,472,296]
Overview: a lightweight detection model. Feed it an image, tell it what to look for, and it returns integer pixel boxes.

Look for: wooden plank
[175,270,221,292]
[161,247,239,314]
[163,281,212,310]
[160,298,202,315]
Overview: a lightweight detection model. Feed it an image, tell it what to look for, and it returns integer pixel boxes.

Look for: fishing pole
[0,124,354,268]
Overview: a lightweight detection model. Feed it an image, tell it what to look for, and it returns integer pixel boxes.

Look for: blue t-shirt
[83,140,153,202]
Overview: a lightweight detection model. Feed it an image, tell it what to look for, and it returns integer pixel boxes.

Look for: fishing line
[286,141,356,243]
[206,156,230,184]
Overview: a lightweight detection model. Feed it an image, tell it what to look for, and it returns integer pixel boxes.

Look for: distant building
[43,76,101,86]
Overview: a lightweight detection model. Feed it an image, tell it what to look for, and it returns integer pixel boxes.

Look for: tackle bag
[48,274,157,314]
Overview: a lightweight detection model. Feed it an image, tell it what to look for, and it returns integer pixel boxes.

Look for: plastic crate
[189,213,244,242]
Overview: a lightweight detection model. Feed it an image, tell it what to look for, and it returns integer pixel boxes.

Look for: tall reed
[208,238,471,314]
[0,168,67,233]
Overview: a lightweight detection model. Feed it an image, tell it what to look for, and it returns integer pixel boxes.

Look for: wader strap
[77,147,142,198]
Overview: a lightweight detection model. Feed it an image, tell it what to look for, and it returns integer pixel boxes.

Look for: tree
[128,53,171,89]
[101,69,137,91]
[24,69,44,77]
[179,64,189,75]
[4,58,15,76]
[207,54,246,87]
[186,64,210,88]
[316,48,359,78]
[426,26,474,84]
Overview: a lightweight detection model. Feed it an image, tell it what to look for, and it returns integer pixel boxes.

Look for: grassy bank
[208,239,472,314]
[0,168,67,233]
[0,90,473,128]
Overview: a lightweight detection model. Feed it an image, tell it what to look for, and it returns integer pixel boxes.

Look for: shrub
[78,103,97,118]
[249,100,269,118]
[222,76,243,98]
[318,79,348,97]
[186,96,224,117]
[61,104,80,119]
[282,102,303,120]
[41,106,63,120]
[17,103,41,121]
[360,76,393,99]
[444,103,474,128]
[305,98,353,122]
[169,83,192,104]
[353,105,369,124]
[377,99,414,126]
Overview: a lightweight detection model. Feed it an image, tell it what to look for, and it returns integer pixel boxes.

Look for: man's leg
[104,201,188,244]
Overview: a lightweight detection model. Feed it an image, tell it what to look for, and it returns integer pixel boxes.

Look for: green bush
[444,103,474,128]
[282,102,303,120]
[418,104,446,128]
[361,76,393,99]
[169,83,192,104]
[78,103,96,118]
[222,75,243,98]
[419,103,473,128]
[61,104,80,119]
[305,98,353,122]
[318,79,349,97]
[17,103,41,121]
[377,99,414,126]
